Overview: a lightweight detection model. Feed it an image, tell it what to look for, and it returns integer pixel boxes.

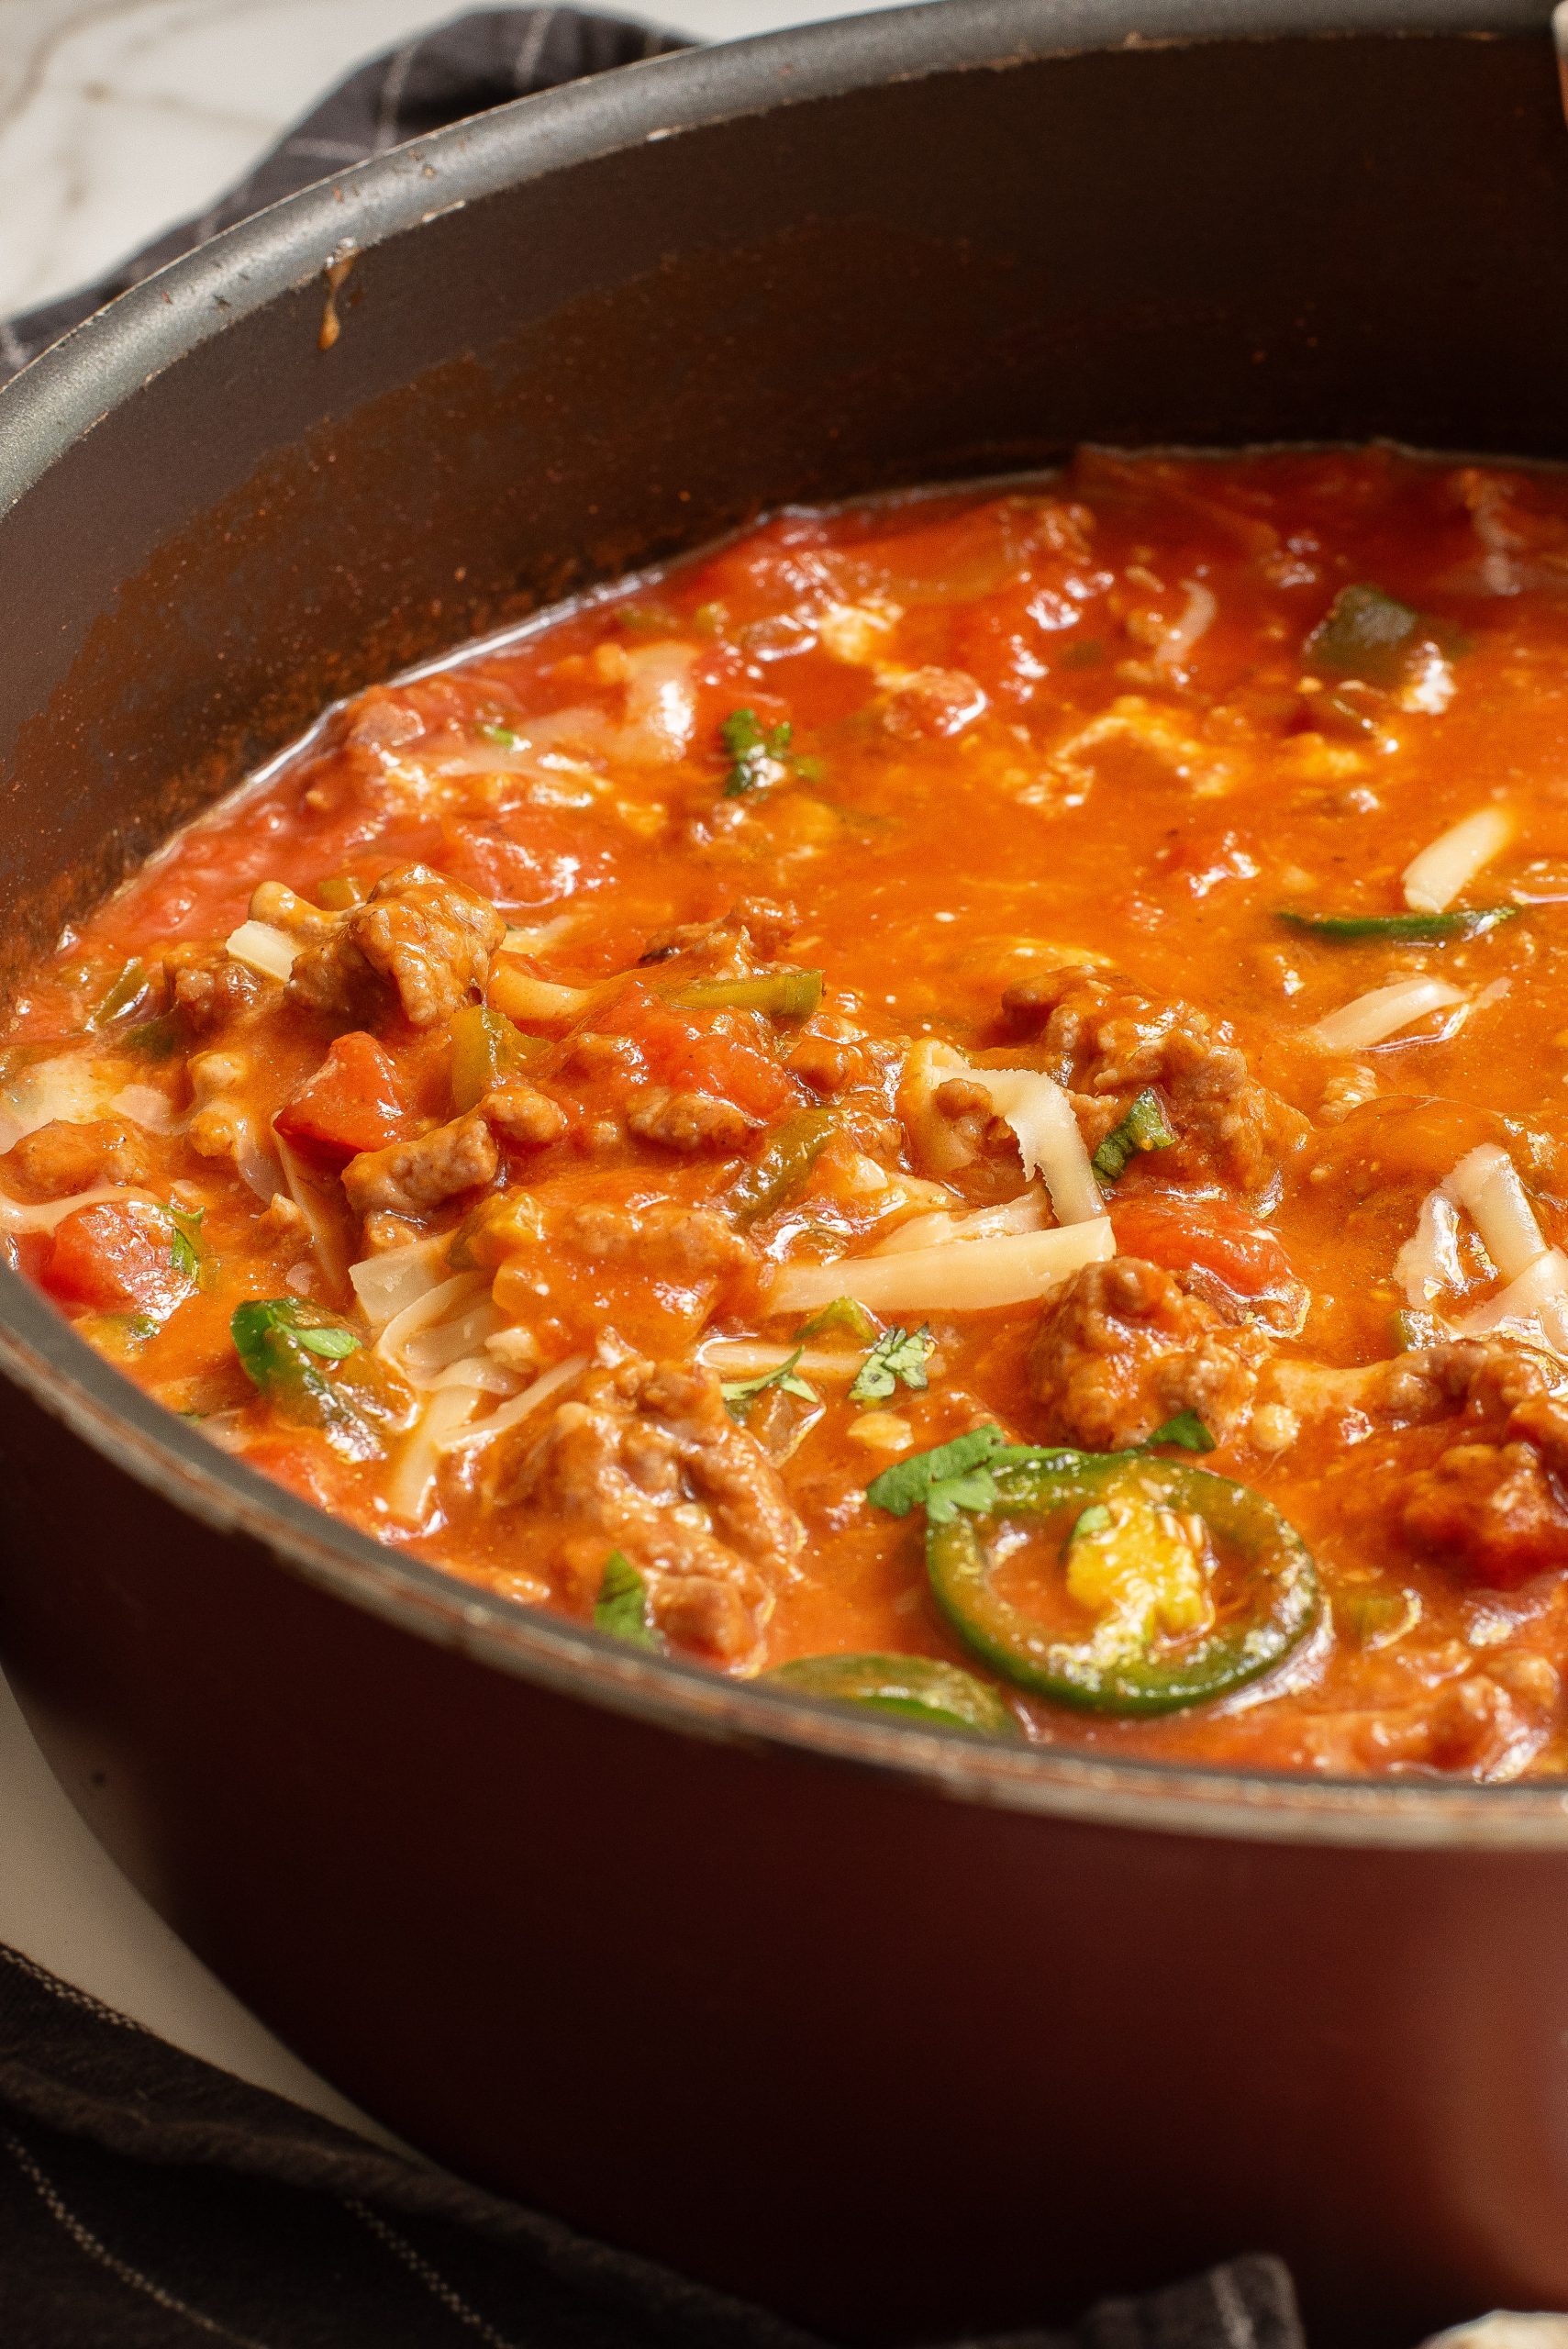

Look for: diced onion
[1401,807,1514,914]
[110,1084,182,1133]
[870,1189,1048,1255]
[349,1233,453,1330]
[1459,1247,1568,1354]
[773,1219,1115,1316]
[1307,976,1465,1053]
[1393,1189,1463,1309]
[225,919,299,980]
[437,1351,590,1457]
[0,1052,113,1151]
[0,1183,153,1235]
[1443,1143,1545,1282]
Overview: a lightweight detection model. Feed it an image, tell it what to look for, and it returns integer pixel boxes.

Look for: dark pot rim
[3,0,1565,1852]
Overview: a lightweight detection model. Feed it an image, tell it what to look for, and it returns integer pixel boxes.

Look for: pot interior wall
[1,26,1566,984]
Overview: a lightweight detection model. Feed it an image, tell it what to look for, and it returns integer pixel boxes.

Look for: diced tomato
[440,811,615,911]
[274,1033,411,1165]
[584,980,795,1120]
[43,1200,191,1318]
[1109,1196,1298,1305]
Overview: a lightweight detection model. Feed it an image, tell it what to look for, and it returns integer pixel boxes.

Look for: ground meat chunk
[879,665,986,740]
[482,1084,568,1148]
[165,945,271,1035]
[625,1085,751,1152]
[554,1199,751,1281]
[1402,1442,1568,1587]
[342,1109,497,1218]
[1368,1338,1568,1585]
[1029,1254,1270,1450]
[1,1118,151,1199]
[639,896,798,971]
[499,1355,804,1659]
[289,865,506,1030]
[1001,963,1307,1195]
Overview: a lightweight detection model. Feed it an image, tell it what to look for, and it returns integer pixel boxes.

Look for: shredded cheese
[436,1351,590,1457]
[1402,807,1514,913]
[1443,1143,1545,1282]
[1307,976,1465,1053]
[773,1219,1115,1316]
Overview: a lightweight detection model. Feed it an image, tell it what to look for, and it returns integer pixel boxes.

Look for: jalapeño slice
[926,1453,1318,1717]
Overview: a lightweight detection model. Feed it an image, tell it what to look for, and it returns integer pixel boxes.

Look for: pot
[2,5,1567,2341]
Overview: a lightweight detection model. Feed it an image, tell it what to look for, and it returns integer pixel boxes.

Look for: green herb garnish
[798,1297,880,1346]
[230,1297,384,1457]
[594,1551,662,1648]
[477,720,521,748]
[165,1203,206,1285]
[866,1426,1077,1528]
[720,707,795,797]
[722,1349,818,1416]
[1142,1410,1216,1454]
[1092,1088,1175,1183]
[849,1325,933,1407]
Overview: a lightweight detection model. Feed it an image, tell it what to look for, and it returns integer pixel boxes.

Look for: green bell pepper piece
[1278,907,1517,943]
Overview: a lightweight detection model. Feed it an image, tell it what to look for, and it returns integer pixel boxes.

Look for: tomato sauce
[10,446,1568,1778]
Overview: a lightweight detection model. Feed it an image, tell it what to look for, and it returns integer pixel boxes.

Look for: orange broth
[10,446,1568,1777]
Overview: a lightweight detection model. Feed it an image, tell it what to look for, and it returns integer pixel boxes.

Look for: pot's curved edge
[3,0,1567,1853]
[0,0,1552,497]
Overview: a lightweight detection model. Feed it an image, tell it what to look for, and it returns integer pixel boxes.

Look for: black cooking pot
[2,4,1567,2342]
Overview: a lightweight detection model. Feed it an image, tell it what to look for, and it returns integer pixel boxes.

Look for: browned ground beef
[289,864,506,1030]
[1001,963,1307,1195]
[1029,1254,1270,1450]
[498,1355,804,1658]
[342,1110,499,1218]
[2,1118,152,1198]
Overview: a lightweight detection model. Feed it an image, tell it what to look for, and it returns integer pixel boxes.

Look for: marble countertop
[0,0,910,2132]
[0,0,917,322]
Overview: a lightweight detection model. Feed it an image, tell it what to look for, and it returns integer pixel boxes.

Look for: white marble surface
[0,0,912,2133]
[0,0,921,321]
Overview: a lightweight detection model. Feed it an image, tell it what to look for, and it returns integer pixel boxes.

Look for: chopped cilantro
[294,1323,361,1361]
[866,1426,1077,1527]
[1092,1088,1175,1183]
[477,720,521,748]
[1142,1410,1216,1454]
[594,1551,662,1648]
[166,1203,205,1284]
[797,1297,880,1346]
[849,1324,933,1407]
[720,707,795,797]
[722,1348,818,1415]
